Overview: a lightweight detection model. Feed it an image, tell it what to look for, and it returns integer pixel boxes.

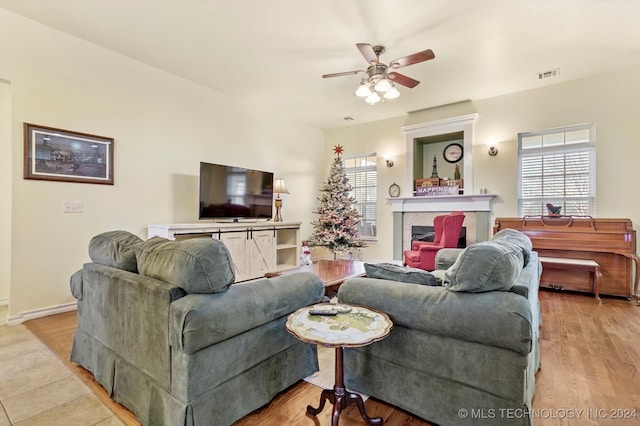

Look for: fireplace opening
[411,225,466,249]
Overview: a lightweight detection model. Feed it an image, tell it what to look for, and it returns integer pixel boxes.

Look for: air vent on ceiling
[538,68,560,80]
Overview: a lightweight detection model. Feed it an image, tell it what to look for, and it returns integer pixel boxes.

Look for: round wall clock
[443,143,463,163]
[389,183,400,198]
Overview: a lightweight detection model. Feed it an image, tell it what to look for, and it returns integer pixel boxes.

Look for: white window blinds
[518,124,595,217]
[343,152,377,239]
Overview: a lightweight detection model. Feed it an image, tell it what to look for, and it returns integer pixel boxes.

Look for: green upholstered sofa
[338,229,542,426]
[69,231,324,426]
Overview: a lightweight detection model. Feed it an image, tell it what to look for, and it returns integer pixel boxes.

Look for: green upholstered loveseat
[338,229,542,426]
[69,231,324,426]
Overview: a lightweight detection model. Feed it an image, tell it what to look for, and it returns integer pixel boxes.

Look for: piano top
[494,216,636,255]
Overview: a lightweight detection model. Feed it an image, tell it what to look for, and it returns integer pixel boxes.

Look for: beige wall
[0,10,324,321]
[473,68,640,224]
[325,67,640,262]
[0,81,11,306]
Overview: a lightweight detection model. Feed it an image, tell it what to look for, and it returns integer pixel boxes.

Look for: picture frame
[23,123,114,185]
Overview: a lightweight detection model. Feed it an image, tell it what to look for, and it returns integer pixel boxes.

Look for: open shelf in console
[275,227,300,271]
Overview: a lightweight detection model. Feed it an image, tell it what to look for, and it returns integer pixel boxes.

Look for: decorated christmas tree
[308,145,366,257]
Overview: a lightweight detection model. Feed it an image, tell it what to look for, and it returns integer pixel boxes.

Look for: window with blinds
[518,124,595,217]
[343,152,377,239]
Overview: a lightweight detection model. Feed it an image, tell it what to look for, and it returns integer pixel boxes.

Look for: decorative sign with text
[416,185,459,196]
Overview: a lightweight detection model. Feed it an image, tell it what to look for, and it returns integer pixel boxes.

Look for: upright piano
[494,216,639,303]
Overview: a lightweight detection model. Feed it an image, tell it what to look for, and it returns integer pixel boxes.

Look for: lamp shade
[365,92,381,105]
[374,78,392,92]
[384,86,400,99]
[355,83,371,97]
[273,177,289,195]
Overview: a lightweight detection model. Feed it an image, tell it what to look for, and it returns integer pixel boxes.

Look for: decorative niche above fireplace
[401,113,478,197]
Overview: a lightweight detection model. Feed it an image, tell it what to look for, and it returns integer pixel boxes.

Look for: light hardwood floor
[18,290,640,425]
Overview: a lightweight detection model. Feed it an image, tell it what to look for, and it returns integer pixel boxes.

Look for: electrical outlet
[63,202,83,213]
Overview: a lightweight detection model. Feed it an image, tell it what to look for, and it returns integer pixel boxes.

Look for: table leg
[306,347,383,425]
[631,254,640,306]
[594,264,603,304]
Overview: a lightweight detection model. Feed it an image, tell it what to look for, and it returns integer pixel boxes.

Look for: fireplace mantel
[388,194,496,212]
[390,194,496,260]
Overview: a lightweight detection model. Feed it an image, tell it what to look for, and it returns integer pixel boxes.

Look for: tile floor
[0,306,124,426]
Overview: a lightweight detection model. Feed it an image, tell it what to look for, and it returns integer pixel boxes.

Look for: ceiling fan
[322,43,435,104]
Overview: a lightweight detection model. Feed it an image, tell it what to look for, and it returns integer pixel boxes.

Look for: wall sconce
[488,145,498,156]
[384,155,395,167]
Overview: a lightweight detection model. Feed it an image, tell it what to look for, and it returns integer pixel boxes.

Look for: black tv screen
[199,162,274,220]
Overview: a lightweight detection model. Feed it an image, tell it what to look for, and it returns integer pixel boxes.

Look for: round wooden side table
[286,303,393,426]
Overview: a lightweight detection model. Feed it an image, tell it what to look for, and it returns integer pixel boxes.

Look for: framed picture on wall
[23,123,114,185]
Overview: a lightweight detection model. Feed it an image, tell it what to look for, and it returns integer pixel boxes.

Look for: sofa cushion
[88,230,143,272]
[509,284,529,298]
[137,237,235,294]
[444,239,524,293]
[170,272,325,354]
[339,276,535,355]
[492,228,533,266]
[364,263,437,286]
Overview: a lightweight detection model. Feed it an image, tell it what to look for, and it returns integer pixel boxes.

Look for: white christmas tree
[308,145,366,257]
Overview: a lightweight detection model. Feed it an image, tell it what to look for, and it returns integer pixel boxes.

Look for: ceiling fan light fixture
[355,82,371,97]
[365,92,381,105]
[374,78,392,92]
[384,85,400,99]
[325,43,434,106]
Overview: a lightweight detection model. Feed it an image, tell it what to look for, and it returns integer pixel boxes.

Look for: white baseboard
[6,301,77,326]
[0,297,8,307]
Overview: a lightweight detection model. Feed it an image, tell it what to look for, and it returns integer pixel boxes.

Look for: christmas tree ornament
[300,241,312,266]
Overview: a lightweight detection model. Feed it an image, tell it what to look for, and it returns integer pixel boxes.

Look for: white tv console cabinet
[147,221,301,282]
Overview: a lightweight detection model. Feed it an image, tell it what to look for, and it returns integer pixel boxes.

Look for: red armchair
[404,212,465,271]
[410,214,446,251]
[410,211,464,251]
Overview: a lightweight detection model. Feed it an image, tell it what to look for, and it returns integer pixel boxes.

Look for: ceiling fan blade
[322,70,363,78]
[356,43,378,64]
[390,49,435,69]
[388,72,420,88]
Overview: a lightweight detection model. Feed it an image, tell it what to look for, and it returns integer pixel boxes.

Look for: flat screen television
[199,162,274,220]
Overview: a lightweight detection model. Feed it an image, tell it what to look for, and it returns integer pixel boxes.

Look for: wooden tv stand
[494,216,639,304]
[148,221,301,282]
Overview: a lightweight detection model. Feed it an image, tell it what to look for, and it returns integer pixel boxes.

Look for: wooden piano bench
[539,257,603,303]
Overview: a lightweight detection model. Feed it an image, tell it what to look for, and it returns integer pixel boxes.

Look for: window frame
[517,123,596,217]
[342,151,378,241]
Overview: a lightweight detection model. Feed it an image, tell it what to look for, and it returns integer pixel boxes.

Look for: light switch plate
[63,202,83,213]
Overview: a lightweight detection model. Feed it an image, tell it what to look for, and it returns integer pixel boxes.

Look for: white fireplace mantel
[390,194,496,259]
[388,194,496,213]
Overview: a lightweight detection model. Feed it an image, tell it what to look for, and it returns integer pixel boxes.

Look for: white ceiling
[2,0,640,130]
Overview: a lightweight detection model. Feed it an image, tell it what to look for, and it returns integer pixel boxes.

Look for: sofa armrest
[411,240,436,251]
[435,248,464,270]
[70,269,83,300]
[169,272,324,355]
[75,262,186,389]
[338,277,534,355]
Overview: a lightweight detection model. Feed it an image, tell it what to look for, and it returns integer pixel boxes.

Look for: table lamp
[273,177,289,222]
